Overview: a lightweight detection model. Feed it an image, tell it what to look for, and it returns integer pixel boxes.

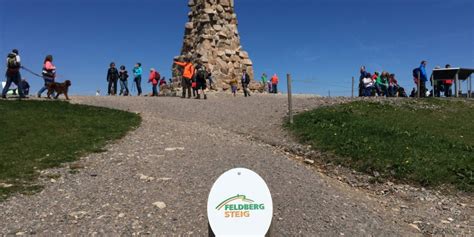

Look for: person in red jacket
[174,58,195,99]
[271,74,279,94]
[148,68,160,97]
[444,64,453,97]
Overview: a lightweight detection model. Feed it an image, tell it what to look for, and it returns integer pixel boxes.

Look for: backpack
[7,53,19,69]
[197,67,207,80]
[413,68,421,78]
[154,71,161,81]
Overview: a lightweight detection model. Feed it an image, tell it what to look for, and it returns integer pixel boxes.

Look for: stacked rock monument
[172,0,257,91]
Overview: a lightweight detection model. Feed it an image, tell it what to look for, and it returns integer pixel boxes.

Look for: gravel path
[0,94,471,236]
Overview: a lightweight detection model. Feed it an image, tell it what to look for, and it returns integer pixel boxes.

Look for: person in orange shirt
[271,74,279,94]
[174,58,195,99]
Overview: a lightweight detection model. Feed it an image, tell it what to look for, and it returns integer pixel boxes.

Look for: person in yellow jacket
[174,58,195,99]
[230,78,238,97]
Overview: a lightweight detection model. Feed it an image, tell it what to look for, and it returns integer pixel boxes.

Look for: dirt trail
[0,94,471,236]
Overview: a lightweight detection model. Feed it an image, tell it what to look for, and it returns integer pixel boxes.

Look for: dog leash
[21,66,60,80]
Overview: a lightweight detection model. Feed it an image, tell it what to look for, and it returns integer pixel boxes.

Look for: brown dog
[47,80,72,100]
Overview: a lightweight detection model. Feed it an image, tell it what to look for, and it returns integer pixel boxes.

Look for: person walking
[133,63,143,96]
[261,73,268,92]
[148,68,160,97]
[119,65,130,96]
[241,69,251,97]
[2,49,25,99]
[37,55,56,98]
[106,62,119,96]
[271,74,279,94]
[174,58,195,99]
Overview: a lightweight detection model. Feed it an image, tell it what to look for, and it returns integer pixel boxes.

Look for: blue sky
[1,0,473,96]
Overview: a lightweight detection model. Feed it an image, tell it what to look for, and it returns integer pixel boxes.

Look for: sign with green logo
[207,168,273,236]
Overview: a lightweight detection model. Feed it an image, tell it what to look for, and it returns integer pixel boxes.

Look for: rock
[0,183,13,188]
[304,159,315,165]
[165,147,185,151]
[172,0,254,89]
[69,211,88,220]
[138,174,155,182]
[409,224,421,232]
[118,213,125,218]
[153,202,166,209]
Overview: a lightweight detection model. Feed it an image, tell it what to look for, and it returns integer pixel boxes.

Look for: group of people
[173,58,211,99]
[106,62,167,97]
[260,73,279,94]
[359,66,406,97]
[2,49,58,99]
[358,61,457,98]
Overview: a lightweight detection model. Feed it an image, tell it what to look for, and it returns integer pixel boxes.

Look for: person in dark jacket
[241,69,251,97]
[118,65,130,96]
[2,49,25,99]
[107,62,119,96]
[359,66,368,97]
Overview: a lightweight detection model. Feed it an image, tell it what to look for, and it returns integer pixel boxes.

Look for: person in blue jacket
[133,63,143,96]
[418,60,428,97]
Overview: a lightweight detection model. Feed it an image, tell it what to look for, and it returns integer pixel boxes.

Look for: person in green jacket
[375,71,389,96]
[261,73,268,92]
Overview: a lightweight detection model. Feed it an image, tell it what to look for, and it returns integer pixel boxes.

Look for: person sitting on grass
[362,73,374,97]
[375,71,389,97]
[388,73,399,97]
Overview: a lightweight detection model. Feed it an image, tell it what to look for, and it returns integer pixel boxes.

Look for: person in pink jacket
[37,55,56,98]
[148,68,160,97]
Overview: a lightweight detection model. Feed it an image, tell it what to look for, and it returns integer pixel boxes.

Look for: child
[119,65,129,96]
[230,78,238,97]
[148,68,160,97]
[107,62,119,96]
[192,79,198,97]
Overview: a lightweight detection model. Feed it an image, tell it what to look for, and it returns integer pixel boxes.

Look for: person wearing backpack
[118,65,130,96]
[148,68,160,97]
[133,63,143,96]
[37,54,56,98]
[174,58,195,99]
[106,62,119,96]
[2,49,25,99]
[413,61,428,97]
[195,64,208,100]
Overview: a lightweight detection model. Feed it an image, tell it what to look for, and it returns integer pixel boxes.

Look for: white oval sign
[207,168,273,237]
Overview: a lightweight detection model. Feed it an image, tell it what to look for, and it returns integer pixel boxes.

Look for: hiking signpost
[207,168,273,237]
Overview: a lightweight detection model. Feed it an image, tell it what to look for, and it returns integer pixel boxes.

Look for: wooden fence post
[352,76,355,98]
[287,74,293,124]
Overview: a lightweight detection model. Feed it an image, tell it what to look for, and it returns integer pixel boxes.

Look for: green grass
[0,100,141,200]
[286,99,474,192]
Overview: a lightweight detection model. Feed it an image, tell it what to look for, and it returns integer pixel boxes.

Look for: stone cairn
[171,0,259,92]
